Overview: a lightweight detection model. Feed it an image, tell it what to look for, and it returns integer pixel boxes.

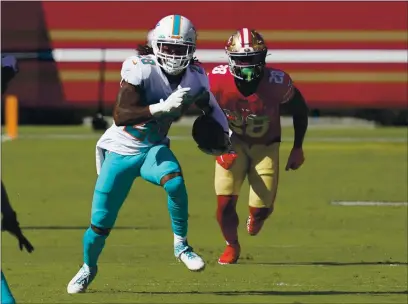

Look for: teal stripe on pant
[83,144,189,267]
[1,271,16,304]
[163,175,188,237]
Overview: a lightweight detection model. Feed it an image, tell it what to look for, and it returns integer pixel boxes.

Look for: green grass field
[1,125,407,304]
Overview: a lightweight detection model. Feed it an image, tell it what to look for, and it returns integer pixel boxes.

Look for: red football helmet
[225,28,268,82]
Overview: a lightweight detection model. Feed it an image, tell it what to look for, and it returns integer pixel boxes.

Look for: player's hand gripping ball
[192,115,229,156]
[180,88,210,116]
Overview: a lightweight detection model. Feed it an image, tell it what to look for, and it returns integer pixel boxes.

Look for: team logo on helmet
[225,28,268,81]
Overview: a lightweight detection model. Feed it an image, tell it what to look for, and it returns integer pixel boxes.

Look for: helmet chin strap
[164,59,187,75]
[164,66,184,76]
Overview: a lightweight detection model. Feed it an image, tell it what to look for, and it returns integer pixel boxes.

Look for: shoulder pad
[189,64,205,75]
[191,65,211,89]
[121,55,159,86]
[209,64,230,77]
[266,68,295,103]
[207,64,230,89]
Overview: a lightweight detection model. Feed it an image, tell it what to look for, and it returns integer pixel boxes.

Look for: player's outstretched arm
[209,92,229,135]
[1,182,15,215]
[195,90,229,134]
[115,55,192,126]
[281,87,309,171]
[1,182,34,253]
[192,90,231,155]
[113,81,153,126]
[281,87,309,148]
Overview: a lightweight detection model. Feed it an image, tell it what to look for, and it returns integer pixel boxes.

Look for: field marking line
[331,201,408,206]
[1,135,13,142]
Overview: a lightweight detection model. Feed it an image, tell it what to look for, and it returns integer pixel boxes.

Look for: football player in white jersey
[67,15,230,294]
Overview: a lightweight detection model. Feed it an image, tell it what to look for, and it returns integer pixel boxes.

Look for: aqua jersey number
[124,119,172,144]
[136,55,156,66]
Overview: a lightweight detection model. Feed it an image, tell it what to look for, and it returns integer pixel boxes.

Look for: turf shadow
[94,290,408,296]
[21,226,162,230]
[239,261,408,266]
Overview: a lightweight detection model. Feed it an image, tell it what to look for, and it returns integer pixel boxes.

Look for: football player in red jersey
[208,29,309,264]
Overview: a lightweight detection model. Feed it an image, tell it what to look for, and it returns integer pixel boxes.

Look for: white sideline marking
[43,49,408,63]
[332,201,408,206]
[1,135,13,142]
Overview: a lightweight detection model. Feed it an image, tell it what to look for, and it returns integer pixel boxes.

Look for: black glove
[2,211,34,253]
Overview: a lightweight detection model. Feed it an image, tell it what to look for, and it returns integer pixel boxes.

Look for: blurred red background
[1,1,407,123]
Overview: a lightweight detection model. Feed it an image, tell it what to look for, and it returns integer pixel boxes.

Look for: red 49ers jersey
[208,65,294,145]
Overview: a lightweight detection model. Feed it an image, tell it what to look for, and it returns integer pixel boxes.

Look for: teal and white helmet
[146,29,154,47]
[151,15,197,75]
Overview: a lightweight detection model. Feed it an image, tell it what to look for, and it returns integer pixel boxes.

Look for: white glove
[1,55,18,72]
[149,85,191,117]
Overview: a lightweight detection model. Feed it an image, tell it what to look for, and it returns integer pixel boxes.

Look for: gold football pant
[215,136,279,209]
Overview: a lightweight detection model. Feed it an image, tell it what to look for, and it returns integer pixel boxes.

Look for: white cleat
[67,264,98,294]
[175,242,205,271]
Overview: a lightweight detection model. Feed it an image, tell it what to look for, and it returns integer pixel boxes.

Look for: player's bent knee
[160,172,182,186]
[217,195,238,220]
[217,195,238,212]
[91,208,117,231]
[91,224,111,236]
[162,174,186,198]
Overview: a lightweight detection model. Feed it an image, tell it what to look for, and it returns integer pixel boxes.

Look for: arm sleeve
[200,70,229,133]
[209,91,229,134]
[1,181,14,215]
[280,73,295,104]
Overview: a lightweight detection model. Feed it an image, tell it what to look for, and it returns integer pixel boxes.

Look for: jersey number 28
[211,65,229,74]
[224,109,270,138]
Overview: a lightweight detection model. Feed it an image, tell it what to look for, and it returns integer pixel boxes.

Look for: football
[192,114,228,155]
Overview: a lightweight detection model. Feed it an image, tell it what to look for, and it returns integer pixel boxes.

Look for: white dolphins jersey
[97,54,210,155]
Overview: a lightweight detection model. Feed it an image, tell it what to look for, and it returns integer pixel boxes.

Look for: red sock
[216,195,239,244]
[249,206,273,221]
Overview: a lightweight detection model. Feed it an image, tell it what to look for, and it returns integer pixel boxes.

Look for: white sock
[174,234,186,245]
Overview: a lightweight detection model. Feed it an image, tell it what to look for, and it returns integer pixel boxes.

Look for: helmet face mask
[152,41,195,75]
[228,51,266,82]
[151,15,197,75]
[225,29,268,82]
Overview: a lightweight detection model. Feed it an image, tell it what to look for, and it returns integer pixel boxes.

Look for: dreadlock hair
[136,44,201,66]
[137,44,154,56]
